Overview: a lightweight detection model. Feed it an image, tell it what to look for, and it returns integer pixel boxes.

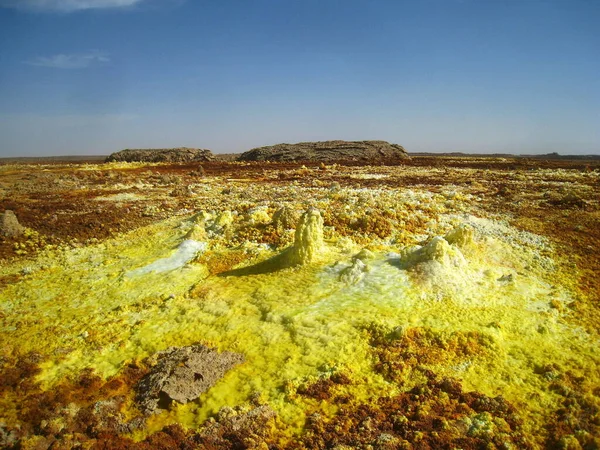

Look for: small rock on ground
[136,344,244,414]
[0,210,24,237]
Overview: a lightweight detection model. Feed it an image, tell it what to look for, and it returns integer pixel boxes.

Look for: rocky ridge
[237,140,409,162]
[106,148,214,163]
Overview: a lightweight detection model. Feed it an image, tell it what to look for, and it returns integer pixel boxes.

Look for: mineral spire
[288,208,324,265]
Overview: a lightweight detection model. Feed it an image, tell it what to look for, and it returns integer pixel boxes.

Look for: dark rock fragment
[136,344,244,414]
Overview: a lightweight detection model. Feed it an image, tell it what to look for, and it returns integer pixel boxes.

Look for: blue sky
[0,0,599,156]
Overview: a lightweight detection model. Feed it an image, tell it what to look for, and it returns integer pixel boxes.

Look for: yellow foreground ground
[1,157,599,449]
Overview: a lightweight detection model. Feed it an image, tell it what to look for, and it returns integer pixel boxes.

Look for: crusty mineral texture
[400,235,467,269]
[339,258,368,285]
[196,404,277,447]
[237,140,409,162]
[444,224,475,248]
[106,148,214,163]
[0,210,24,237]
[272,206,300,231]
[136,345,244,414]
[287,208,324,265]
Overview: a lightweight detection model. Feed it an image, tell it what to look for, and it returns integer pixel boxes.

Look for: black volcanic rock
[106,147,214,163]
[237,140,409,162]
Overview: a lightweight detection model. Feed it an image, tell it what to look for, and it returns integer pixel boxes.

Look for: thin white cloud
[0,0,143,12]
[25,51,110,69]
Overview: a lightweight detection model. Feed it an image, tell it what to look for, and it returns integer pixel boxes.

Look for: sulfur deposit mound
[237,140,409,162]
[136,345,244,414]
[444,224,475,248]
[400,225,476,271]
[106,148,214,163]
[0,210,25,237]
[401,236,467,269]
[287,208,324,265]
[339,258,368,285]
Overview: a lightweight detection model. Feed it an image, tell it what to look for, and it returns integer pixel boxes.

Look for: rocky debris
[136,345,244,414]
[498,273,515,285]
[197,404,276,447]
[152,173,182,185]
[298,375,531,449]
[0,210,25,237]
[287,208,324,265]
[547,191,588,209]
[0,420,19,448]
[238,140,409,162]
[106,147,214,163]
[189,165,206,177]
[169,185,194,197]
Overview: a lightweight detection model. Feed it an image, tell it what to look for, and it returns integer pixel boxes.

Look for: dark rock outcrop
[106,148,214,163]
[136,345,244,414]
[237,140,408,162]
